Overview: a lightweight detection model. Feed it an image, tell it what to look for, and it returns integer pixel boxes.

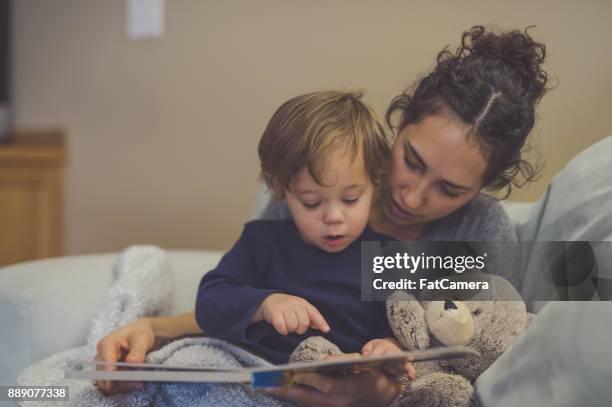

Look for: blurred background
[2,0,611,259]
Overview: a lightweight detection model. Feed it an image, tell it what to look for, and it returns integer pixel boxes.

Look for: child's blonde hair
[258,90,390,198]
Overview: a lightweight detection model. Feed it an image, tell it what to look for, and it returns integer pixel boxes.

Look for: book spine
[251,370,294,389]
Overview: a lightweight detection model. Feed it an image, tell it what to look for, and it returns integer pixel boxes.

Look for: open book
[66,346,479,388]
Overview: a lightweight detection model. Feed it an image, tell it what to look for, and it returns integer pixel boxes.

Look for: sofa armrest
[0,250,222,386]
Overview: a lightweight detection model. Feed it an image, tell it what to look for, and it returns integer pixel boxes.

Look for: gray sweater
[261,193,522,289]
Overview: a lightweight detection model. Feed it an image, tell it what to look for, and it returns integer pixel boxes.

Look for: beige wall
[12,0,612,254]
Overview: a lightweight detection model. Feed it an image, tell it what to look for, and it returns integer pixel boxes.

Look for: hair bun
[459,25,549,104]
[389,25,552,198]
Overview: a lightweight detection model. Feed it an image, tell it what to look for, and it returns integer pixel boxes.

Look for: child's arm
[195,224,277,340]
[196,222,328,341]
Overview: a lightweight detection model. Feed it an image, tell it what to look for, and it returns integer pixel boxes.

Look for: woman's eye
[439,184,459,198]
[404,155,423,172]
[343,196,360,205]
[302,201,321,209]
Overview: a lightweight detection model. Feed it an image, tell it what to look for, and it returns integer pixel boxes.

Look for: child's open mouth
[323,235,346,249]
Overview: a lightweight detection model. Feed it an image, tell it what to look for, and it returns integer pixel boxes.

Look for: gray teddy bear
[290,272,532,407]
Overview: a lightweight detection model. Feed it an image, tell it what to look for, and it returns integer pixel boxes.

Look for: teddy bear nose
[444,300,458,310]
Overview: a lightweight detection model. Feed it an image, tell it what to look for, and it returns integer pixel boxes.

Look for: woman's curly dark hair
[386,25,551,198]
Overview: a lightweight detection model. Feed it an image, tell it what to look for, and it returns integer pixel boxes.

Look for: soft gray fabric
[476,135,612,407]
[516,135,612,243]
[17,246,290,407]
[261,193,523,289]
[475,302,612,407]
[259,193,292,221]
[417,194,522,290]
[19,338,289,407]
[500,201,535,228]
[518,135,612,308]
[415,194,517,243]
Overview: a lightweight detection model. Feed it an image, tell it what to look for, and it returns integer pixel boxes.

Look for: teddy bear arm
[391,372,475,407]
[387,292,430,350]
[289,336,344,363]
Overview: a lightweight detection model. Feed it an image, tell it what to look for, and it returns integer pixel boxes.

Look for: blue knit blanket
[18,246,292,407]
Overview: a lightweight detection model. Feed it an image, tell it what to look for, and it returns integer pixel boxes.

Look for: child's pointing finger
[305,304,330,333]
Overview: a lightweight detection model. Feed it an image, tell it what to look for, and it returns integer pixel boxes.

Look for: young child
[196,90,404,365]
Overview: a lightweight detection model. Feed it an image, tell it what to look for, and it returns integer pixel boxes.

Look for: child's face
[285,149,374,253]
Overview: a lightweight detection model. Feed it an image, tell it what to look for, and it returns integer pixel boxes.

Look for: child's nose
[322,205,345,225]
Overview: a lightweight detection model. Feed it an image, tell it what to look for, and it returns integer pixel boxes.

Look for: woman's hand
[94,318,155,395]
[253,293,330,335]
[265,354,405,407]
[93,312,203,395]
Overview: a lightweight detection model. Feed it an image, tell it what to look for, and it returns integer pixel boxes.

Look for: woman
[96,26,549,406]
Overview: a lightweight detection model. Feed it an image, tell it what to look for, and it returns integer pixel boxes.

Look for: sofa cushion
[0,250,222,387]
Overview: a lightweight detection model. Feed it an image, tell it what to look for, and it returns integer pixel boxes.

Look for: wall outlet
[126,0,165,40]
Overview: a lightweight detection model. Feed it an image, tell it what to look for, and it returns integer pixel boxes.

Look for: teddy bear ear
[386,291,431,350]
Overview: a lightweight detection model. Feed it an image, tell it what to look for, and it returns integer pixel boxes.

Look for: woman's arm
[149,311,202,338]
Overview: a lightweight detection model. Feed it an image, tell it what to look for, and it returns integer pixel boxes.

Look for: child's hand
[362,337,402,357]
[362,338,416,379]
[253,293,331,335]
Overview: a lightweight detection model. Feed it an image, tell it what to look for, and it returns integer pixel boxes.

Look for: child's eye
[439,184,460,198]
[302,201,321,209]
[343,197,360,205]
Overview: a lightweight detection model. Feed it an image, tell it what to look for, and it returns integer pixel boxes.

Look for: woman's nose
[401,183,426,210]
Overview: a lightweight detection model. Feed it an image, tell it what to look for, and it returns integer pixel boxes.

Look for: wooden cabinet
[0,129,66,266]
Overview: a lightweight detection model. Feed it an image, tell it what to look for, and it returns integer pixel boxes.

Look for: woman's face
[381,114,488,228]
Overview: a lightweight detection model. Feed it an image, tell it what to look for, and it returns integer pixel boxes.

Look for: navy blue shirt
[195,219,394,364]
